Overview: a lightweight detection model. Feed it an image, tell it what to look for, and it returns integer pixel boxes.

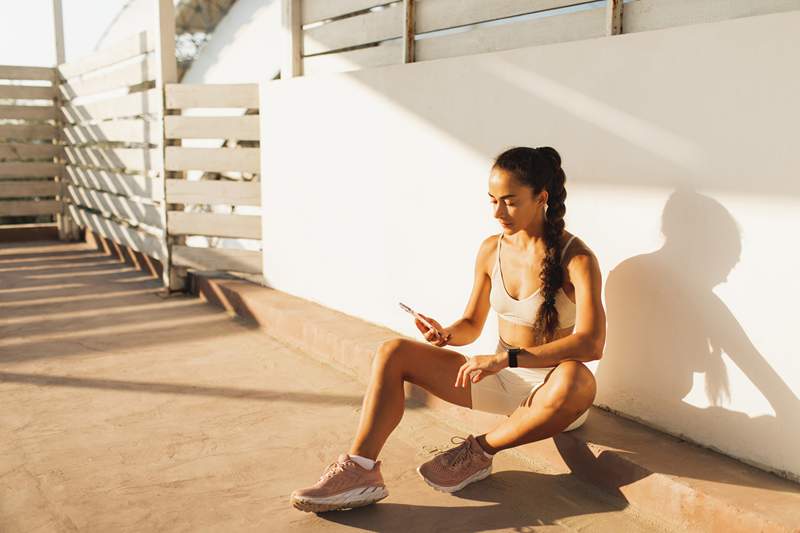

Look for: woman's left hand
[455,354,507,387]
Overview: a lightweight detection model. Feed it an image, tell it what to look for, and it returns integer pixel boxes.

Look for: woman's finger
[459,363,473,388]
[455,363,465,387]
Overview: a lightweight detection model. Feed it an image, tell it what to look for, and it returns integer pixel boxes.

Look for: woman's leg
[349,338,472,460]
[475,360,596,454]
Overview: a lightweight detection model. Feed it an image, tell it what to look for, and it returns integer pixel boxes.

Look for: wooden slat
[0,199,60,216]
[164,116,260,140]
[0,180,60,198]
[60,89,162,124]
[58,30,156,80]
[415,6,606,62]
[165,84,258,109]
[0,124,59,141]
[64,146,162,173]
[0,143,63,161]
[0,104,57,121]
[62,119,160,145]
[167,212,261,239]
[302,0,388,24]
[59,54,158,100]
[303,6,401,55]
[0,85,56,100]
[65,203,165,260]
[64,165,164,201]
[0,65,56,81]
[304,40,402,75]
[165,179,260,205]
[165,147,259,173]
[0,162,62,178]
[171,244,262,274]
[414,0,590,34]
[622,0,800,33]
[66,183,163,228]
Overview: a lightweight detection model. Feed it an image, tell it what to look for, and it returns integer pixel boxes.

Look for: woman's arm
[495,252,606,368]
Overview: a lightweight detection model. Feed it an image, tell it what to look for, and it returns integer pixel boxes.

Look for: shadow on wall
[591,186,800,479]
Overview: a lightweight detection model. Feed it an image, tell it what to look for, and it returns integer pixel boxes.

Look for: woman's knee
[373,337,409,372]
[539,361,596,411]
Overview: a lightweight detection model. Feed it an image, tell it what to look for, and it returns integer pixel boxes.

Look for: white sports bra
[489,233,577,329]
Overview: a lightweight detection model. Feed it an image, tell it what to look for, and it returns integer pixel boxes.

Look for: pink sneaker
[417,434,493,493]
[290,453,389,513]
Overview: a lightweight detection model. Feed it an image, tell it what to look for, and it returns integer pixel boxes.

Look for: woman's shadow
[565,186,800,487]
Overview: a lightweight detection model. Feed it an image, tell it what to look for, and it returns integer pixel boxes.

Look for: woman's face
[488,167,547,232]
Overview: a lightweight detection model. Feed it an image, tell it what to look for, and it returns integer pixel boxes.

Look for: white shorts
[465,338,589,432]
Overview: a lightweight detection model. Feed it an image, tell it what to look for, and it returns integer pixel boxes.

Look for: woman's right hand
[414,313,452,347]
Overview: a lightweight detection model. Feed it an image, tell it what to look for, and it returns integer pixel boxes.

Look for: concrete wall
[260,11,800,481]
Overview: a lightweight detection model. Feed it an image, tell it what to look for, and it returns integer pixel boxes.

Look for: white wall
[260,10,800,481]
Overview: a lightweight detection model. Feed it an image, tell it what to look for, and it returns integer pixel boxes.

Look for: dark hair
[492,146,567,344]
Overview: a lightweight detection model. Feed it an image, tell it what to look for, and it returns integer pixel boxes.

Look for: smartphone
[398,302,437,333]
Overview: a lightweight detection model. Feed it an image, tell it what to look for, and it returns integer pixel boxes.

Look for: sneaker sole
[416,464,492,493]
[291,485,389,513]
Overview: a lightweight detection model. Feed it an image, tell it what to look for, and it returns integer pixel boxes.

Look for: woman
[291,146,606,513]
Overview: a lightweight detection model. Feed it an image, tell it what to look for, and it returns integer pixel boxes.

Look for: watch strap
[506,347,521,367]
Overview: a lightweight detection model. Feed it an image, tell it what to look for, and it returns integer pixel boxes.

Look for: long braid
[533,147,566,344]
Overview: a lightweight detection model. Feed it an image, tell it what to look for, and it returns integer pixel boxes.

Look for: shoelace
[319,459,348,482]
[424,436,472,469]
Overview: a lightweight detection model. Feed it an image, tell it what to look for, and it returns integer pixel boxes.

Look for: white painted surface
[260,11,800,480]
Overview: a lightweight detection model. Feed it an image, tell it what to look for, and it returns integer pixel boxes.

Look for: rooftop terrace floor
[0,240,671,532]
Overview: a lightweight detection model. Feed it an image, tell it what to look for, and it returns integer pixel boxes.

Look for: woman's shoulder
[562,232,597,263]
[475,233,502,274]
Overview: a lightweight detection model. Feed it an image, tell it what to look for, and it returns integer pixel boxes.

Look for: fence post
[52,0,79,241]
[606,0,623,36]
[153,0,185,294]
[403,0,415,64]
[281,0,303,78]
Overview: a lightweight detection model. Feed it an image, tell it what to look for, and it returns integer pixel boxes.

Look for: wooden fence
[164,83,262,275]
[55,28,263,284]
[0,65,63,228]
[59,29,167,264]
[284,0,800,77]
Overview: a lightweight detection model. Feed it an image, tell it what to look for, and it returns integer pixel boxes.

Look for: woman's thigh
[376,338,472,409]
[519,360,596,413]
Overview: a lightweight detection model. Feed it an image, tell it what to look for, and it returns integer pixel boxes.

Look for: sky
[0,0,129,67]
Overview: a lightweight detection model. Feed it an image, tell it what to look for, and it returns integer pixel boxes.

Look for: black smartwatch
[506,347,522,368]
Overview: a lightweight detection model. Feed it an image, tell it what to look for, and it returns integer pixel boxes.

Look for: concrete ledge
[188,271,800,533]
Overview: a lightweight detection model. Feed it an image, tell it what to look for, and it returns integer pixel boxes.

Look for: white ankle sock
[348,454,376,470]
[474,438,494,458]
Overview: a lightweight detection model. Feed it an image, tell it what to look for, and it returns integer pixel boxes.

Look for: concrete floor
[0,241,673,532]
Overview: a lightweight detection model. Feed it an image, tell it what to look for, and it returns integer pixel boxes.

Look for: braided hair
[492,146,567,344]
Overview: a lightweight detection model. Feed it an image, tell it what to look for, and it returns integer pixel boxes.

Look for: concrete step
[188,272,800,533]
